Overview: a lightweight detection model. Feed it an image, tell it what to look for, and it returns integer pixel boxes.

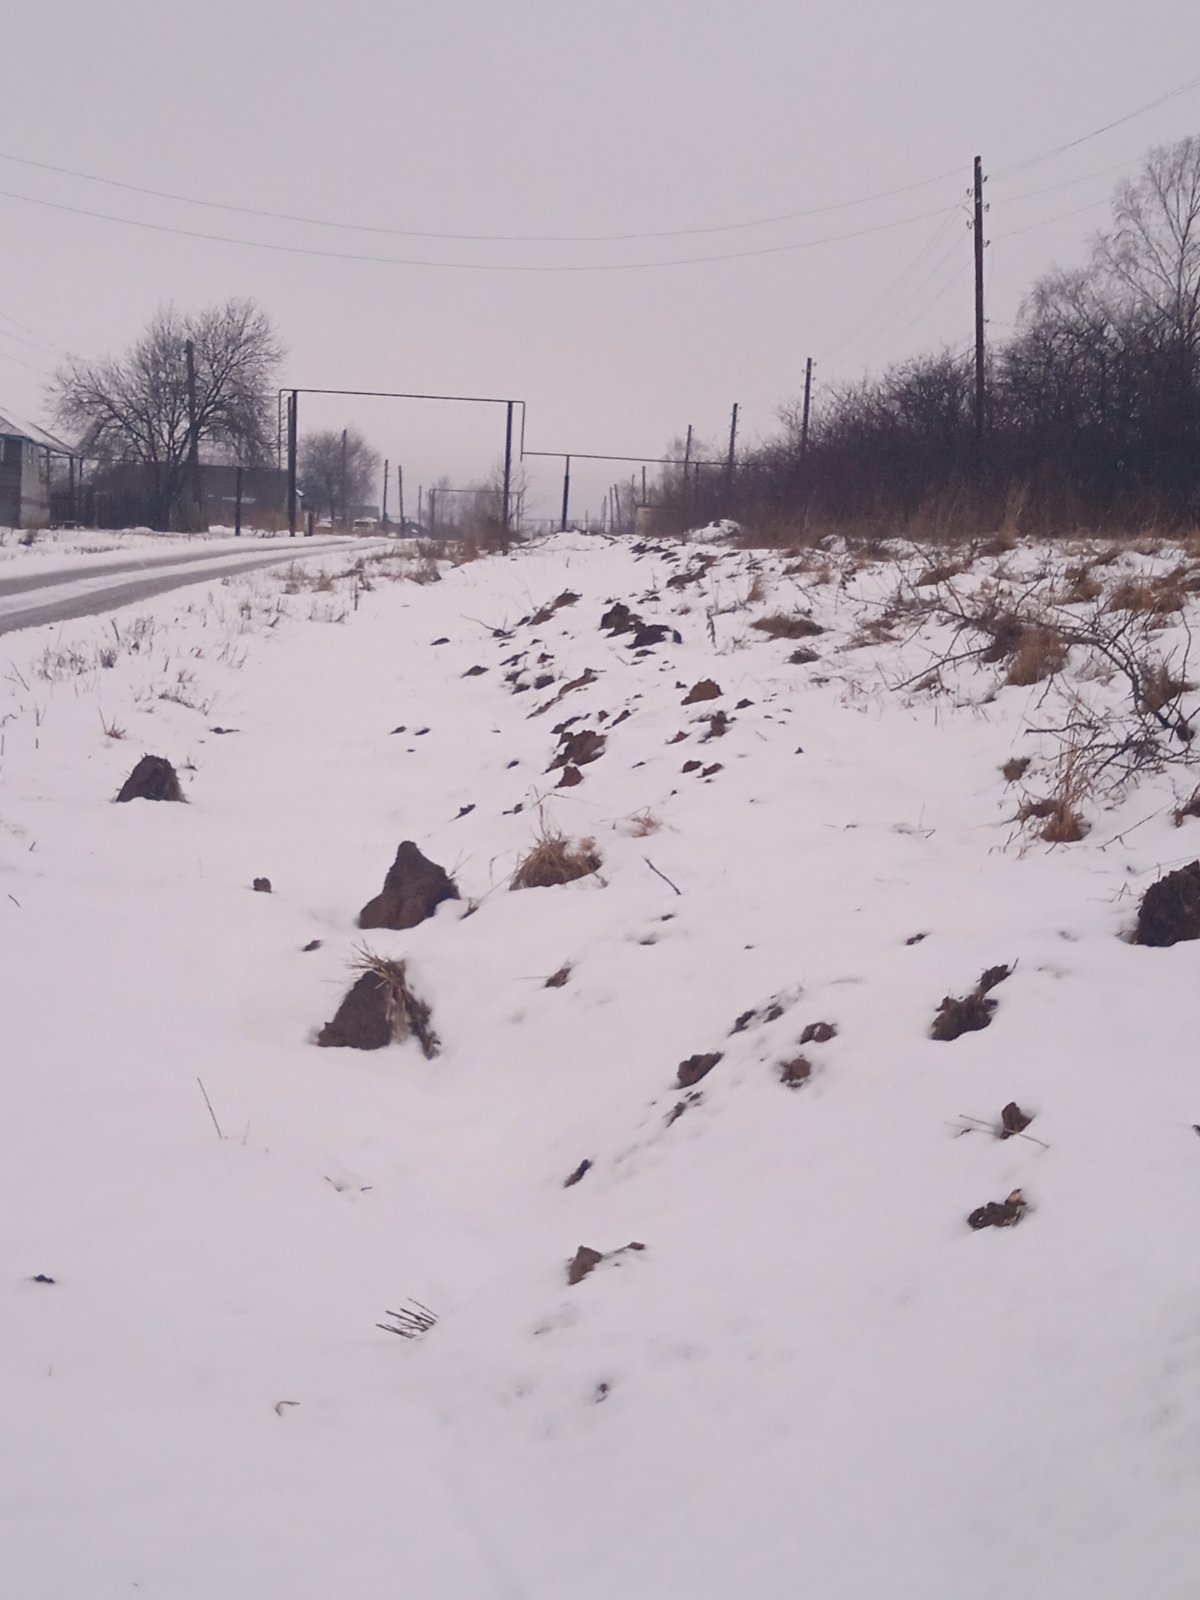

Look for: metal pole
[234,464,243,537]
[286,390,298,537]
[560,455,571,531]
[973,154,987,454]
[800,359,813,457]
[502,400,514,538]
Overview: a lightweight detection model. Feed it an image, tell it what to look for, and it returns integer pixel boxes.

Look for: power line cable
[0,70,1195,247]
[0,186,961,273]
[992,73,1200,179]
[0,149,964,244]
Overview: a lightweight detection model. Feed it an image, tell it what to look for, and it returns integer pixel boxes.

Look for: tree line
[651,134,1200,539]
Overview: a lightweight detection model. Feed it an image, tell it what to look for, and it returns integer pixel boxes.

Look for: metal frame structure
[277,387,525,538]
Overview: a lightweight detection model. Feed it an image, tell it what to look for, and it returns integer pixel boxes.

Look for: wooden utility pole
[234,464,243,537]
[800,359,813,457]
[501,400,514,544]
[184,338,202,528]
[382,457,390,524]
[397,464,405,523]
[560,455,571,531]
[286,390,298,537]
[339,428,349,529]
[973,154,987,453]
[726,402,739,499]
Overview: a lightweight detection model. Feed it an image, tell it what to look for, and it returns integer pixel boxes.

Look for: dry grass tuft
[511,822,602,889]
[344,948,439,1057]
[1173,786,1200,826]
[1137,659,1193,715]
[751,611,826,640]
[1059,563,1104,604]
[1005,626,1069,687]
[1106,567,1189,616]
[626,809,662,837]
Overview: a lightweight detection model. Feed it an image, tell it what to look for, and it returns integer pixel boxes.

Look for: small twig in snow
[197,1077,224,1141]
[643,856,682,895]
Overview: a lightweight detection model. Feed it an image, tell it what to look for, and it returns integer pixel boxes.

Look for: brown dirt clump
[779,1055,813,1088]
[800,1021,837,1044]
[1001,756,1031,782]
[548,728,607,770]
[358,842,460,930]
[968,1189,1027,1230]
[751,612,826,640]
[511,826,601,889]
[789,647,820,665]
[930,963,1012,1041]
[115,755,184,803]
[567,1240,645,1285]
[682,679,722,704]
[999,1102,1033,1139]
[1134,861,1200,947]
[317,954,439,1056]
[253,877,272,893]
[676,1051,722,1087]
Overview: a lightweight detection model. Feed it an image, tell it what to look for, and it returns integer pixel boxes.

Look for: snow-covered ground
[3,530,1200,1598]
[0,524,373,579]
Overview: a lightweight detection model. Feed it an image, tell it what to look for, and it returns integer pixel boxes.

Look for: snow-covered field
[3,530,1200,1599]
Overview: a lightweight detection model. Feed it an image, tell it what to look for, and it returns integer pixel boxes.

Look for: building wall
[0,436,50,529]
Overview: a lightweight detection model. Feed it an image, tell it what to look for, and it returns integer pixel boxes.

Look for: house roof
[0,407,74,454]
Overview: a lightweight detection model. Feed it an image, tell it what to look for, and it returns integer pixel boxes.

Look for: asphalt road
[0,539,365,637]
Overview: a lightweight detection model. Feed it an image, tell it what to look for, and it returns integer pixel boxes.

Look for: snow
[2,531,1200,1598]
[0,525,369,579]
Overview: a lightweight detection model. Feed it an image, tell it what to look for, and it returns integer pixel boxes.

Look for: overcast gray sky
[2,0,1198,520]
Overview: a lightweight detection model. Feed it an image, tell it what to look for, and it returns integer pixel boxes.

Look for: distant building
[0,409,73,529]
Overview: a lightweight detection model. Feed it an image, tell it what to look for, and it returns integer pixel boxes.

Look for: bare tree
[1096,136,1200,352]
[53,299,281,530]
[298,428,381,524]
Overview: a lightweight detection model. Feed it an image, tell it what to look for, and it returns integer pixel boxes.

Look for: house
[0,409,73,530]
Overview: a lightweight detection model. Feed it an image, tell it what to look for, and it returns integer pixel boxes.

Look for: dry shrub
[750,611,826,640]
[746,572,768,605]
[1005,626,1069,687]
[511,822,601,889]
[1173,785,1200,825]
